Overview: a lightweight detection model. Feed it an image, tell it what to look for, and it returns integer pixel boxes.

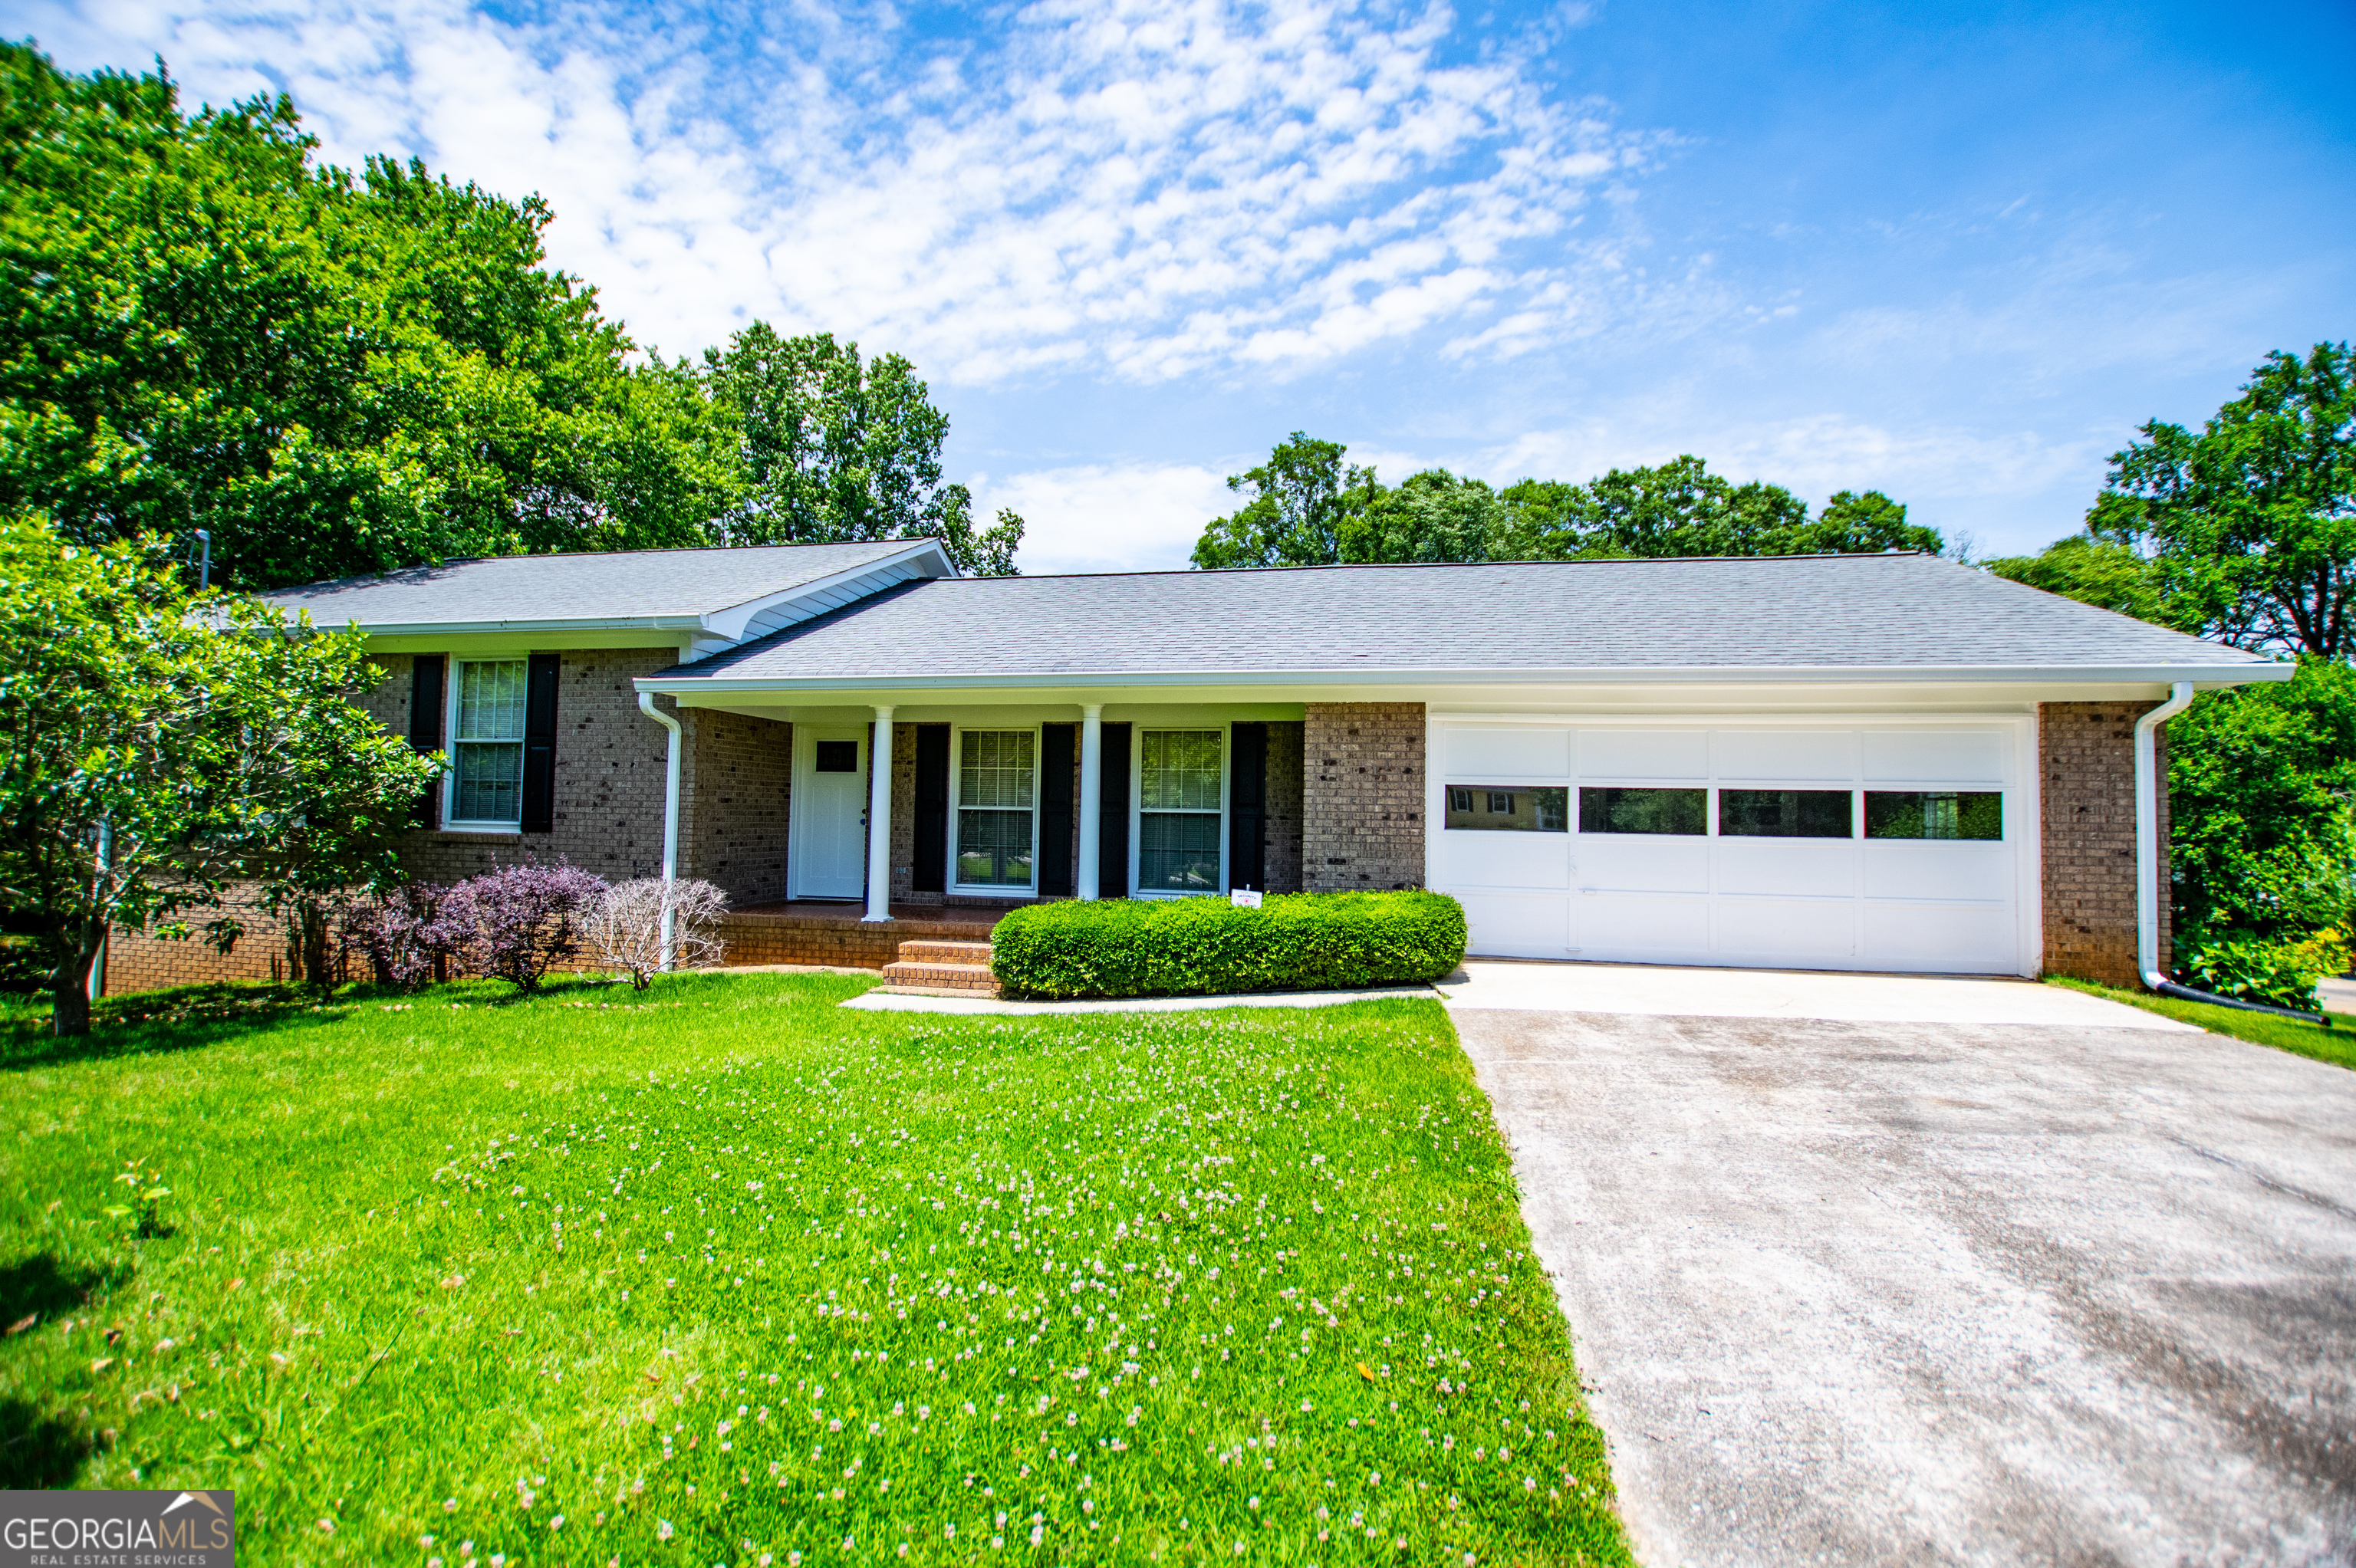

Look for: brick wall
[100,892,282,994]
[2040,700,2170,987]
[890,722,919,905]
[374,649,679,886]
[680,708,791,906]
[1303,703,1426,892]
[1264,720,1305,894]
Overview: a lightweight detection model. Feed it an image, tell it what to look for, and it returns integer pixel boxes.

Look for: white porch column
[863,705,895,922]
[1076,703,1104,900]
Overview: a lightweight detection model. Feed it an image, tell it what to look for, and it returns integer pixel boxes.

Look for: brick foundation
[2040,700,2170,988]
[716,908,1003,970]
[1303,702,1426,892]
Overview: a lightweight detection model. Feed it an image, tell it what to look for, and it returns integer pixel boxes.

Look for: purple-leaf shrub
[341,883,476,990]
[450,863,609,991]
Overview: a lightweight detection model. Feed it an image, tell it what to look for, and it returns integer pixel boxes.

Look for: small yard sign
[1230,888,1264,909]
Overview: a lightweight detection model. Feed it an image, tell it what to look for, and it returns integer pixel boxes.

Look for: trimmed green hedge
[990,890,1468,1000]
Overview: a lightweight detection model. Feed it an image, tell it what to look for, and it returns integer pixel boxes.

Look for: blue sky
[13,0,2354,573]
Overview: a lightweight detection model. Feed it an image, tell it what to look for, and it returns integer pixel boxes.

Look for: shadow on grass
[2,970,847,1072]
[0,1398,93,1488]
[0,981,355,1073]
[0,1252,130,1330]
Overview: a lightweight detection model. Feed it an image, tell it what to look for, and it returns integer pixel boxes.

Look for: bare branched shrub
[584,878,730,990]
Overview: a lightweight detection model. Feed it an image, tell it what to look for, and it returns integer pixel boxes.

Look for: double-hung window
[1137,729,1224,893]
[449,659,527,828]
[955,729,1037,889]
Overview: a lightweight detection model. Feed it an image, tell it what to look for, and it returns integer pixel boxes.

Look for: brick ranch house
[100,539,2284,994]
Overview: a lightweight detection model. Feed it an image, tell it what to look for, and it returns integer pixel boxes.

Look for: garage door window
[1579,787,1706,836]
[1865,791,2002,840]
[1446,787,1568,832]
[1719,789,1854,839]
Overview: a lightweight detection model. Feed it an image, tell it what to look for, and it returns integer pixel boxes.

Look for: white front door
[791,726,869,900]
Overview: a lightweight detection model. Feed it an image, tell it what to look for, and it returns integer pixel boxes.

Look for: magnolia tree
[0,521,438,1034]
[583,877,730,989]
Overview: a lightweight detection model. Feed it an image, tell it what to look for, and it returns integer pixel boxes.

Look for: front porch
[716,899,1013,971]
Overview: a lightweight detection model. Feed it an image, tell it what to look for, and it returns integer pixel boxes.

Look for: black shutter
[913,724,951,894]
[1097,722,1132,899]
[1038,723,1076,896]
[521,653,559,834]
[408,655,445,828]
[1229,722,1266,892]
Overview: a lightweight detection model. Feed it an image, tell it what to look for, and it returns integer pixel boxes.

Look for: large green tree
[1190,433,1374,569]
[2167,658,2356,947]
[696,324,1021,576]
[1191,437,1936,568]
[1986,343,2355,654]
[0,521,438,1034]
[0,44,733,591]
[1983,343,2356,969]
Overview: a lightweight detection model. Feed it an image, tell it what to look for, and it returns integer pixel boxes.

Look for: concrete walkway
[1436,957,2196,1030]
[1453,998,2356,1565]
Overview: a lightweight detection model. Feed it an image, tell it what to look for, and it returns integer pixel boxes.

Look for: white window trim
[1127,722,1232,898]
[949,723,1042,896]
[442,656,528,833]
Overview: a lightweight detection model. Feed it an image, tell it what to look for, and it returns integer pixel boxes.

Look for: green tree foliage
[1190,433,1372,569]
[1983,344,2356,968]
[0,44,734,590]
[2167,658,2356,948]
[1338,469,1503,564]
[1192,437,1938,568]
[696,324,1022,576]
[0,521,438,1034]
[1986,343,2355,655]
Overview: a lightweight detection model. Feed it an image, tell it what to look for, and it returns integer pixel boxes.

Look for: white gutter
[633,662,2290,696]
[2134,682,2195,991]
[637,692,683,971]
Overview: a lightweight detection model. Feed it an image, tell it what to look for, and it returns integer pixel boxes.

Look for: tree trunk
[49,938,99,1037]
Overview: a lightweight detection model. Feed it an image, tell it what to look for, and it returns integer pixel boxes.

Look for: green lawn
[0,973,1629,1566]
[2048,977,2356,1071]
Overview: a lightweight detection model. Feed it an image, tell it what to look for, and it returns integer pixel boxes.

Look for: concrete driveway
[1446,962,2356,1566]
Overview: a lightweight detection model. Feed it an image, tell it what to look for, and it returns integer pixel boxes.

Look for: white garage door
[1429,721,2032,975]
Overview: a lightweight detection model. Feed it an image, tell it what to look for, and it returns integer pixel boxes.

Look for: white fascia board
[344,615,707,637]
[690,541,953,651]
[635,660,2289,696]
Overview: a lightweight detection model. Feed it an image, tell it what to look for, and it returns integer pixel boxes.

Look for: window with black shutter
[520,653,559,833]
[408,655,445,828]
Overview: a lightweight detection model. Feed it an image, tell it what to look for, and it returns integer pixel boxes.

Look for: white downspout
[2134,681,2195,991]
[638,692,683,970]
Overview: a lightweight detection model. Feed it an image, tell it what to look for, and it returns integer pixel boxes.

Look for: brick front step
[879,942,999,994]
[895,940,994,965]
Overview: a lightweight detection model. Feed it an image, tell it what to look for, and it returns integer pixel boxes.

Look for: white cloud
[27,0,1659,383]
[1479,413,2098,505]
[971,461,1241,575]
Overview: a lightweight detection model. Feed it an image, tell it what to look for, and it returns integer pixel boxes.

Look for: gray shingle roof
[656,554,2272,682]
[265,541,929,628]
